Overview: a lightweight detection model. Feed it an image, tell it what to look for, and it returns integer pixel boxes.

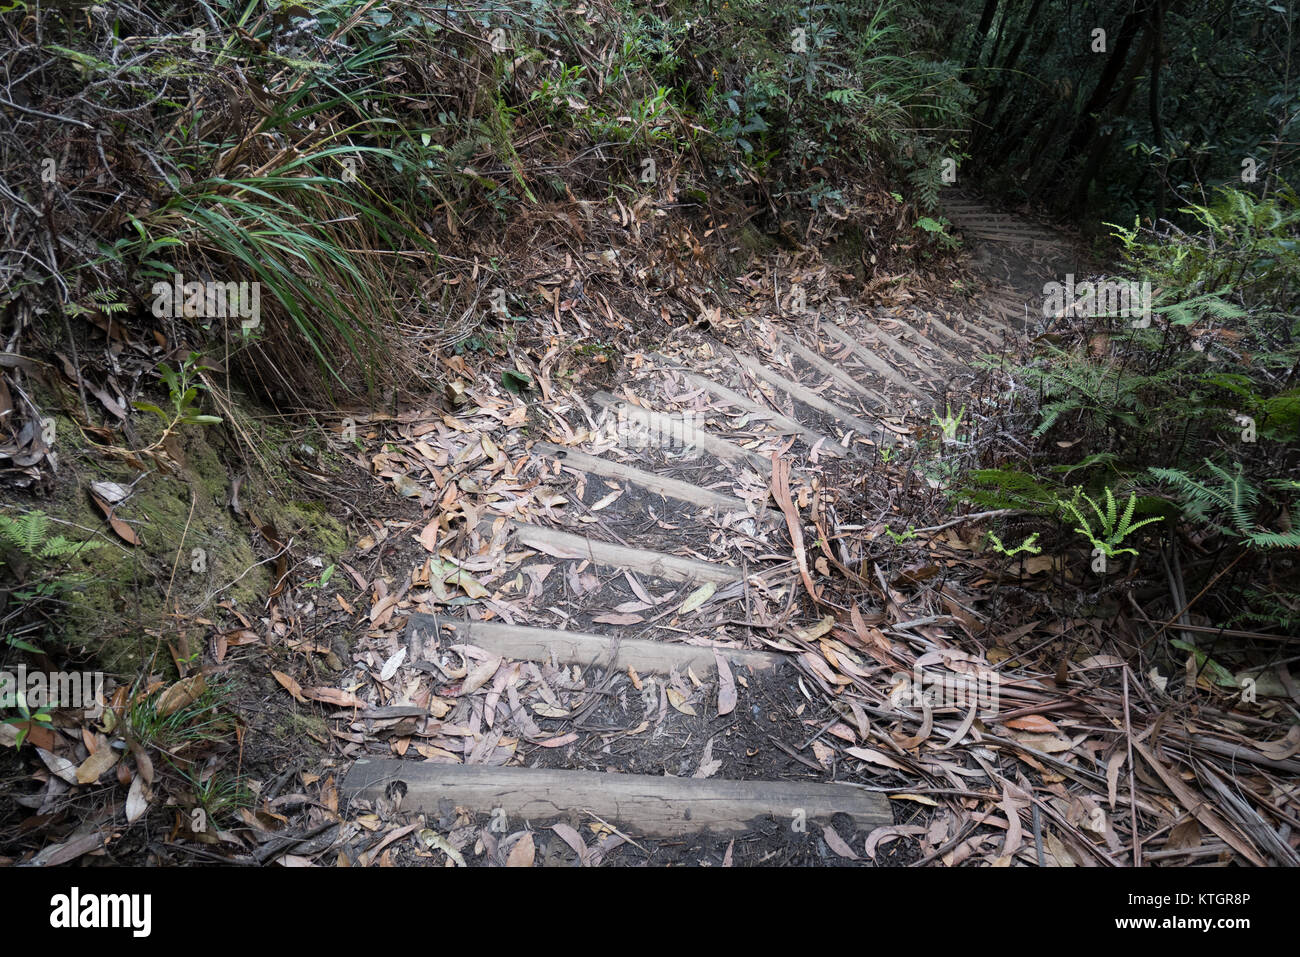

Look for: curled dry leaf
[505,832,536,867]
[272,669,307,704]
[90,491,141,546]
[666,687,696,716]
[156,674,205,718]
[126,773,150,823]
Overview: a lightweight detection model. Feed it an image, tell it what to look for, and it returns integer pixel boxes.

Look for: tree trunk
[1068,22,1159,214]
[1062,0,1155,160]
[964,0,1002,79]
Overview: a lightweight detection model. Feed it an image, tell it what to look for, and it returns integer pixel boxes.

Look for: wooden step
[733,354,893,447]
[851,319,939,377]
[501,520,742,584]
[818,320,932,393]
[876,318,955,366]
[407,613,784,675]
[341,761,892,836]
[653,358,848,457]
[903,311,970,349]
[532,441,753,513]
[943,312,1001,347]
[770,329,884,406]
[592,391,771,473]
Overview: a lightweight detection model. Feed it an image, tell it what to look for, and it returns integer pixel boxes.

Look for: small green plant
[0,509,101,562]
[916,216,959,250]
[885,525,918,544]
[188,768,252,827]
[300,563,335,590]
[986,531,1042,556]
[1056,486,1163,558]
[0,509,102,654]
[125,676,232,753]
[1,689,54,750]
[932,402,966,442]
[135,352,222,434]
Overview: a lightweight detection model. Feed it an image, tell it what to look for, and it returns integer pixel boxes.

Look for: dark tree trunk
[1068,22,1160,214]
[977,0,1049,136]
[1062,0,1156,160]
[1148,0,1167,219]
[963,0,1002,79]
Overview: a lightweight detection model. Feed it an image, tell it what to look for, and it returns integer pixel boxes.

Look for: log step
[340,761,892,836]
[734,354,893,447]
[817,320,930,394]
[592,390,771,473]
[501,520,742,584]
[771,329,884,405]
[532,441,753,513]
[655,359,848,457]
[406,614,784,675]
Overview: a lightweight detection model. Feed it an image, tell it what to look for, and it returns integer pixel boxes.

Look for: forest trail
[322,194,1126,867]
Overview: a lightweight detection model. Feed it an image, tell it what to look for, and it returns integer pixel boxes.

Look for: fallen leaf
[1004,714,1061,734]
[272,670,307,703]
[714,651,737,716]
[533,732,578,748]
[419,829,467,865]
[90,491,141,546]
[680,582,716,615]
[37,748,80,785]
[822,824,859,860]
[76,747,119,785]
[304,687,366,708]
[156,675,205,718]
[506,832,535,867]
[550,823,589,865]
[666,687,696,716]
[889,793,940,806]
[126,773,150,823]
[460,656,502,696]
[589,489,622,511]
[378,647,406,682]
[592,612,644,625]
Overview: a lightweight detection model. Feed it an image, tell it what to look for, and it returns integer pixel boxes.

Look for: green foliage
[980,183,1300,634]
[932,402,966,441]
[986,531,1041,556]
[1150,460,1300,549]
[135,352,222,433]
[0,510,102,656]
[0,510,100,562]
[956,0,1300,220]
[1055,487,1163,559]
[1,690,53,750]
[885,525,918,544]
[1015,346,1146,436]
[956,468,1059,514]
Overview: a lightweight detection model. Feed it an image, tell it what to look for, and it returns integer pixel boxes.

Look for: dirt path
[292,193,1130,868]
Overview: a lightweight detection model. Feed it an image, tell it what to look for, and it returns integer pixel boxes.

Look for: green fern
[956,468,1059,514]
[1150,461,1300,549]
[1056,486,1163,558]
[1018,346,1145,435]
[987,531,1041,556]
[0,510,100,561]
